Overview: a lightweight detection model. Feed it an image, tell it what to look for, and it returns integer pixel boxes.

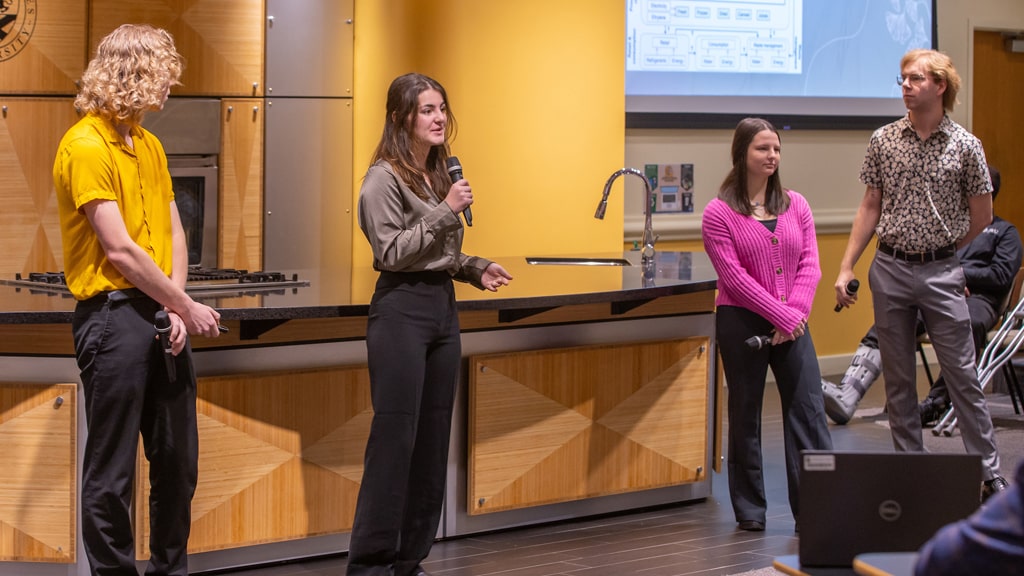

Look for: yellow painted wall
[352,0,626,302]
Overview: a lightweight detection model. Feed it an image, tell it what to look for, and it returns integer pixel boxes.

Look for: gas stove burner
[240,271,287,284]
[187,267,249,282]
[6,267,310,295]
[21,272,67,285]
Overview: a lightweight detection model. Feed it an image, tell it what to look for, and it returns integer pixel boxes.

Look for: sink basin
[525,256,632,266]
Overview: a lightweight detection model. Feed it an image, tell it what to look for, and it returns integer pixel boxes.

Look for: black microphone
[154,310,176,383]
[834,279,861,312]
[745,335,772,350]
[446,156,472,226]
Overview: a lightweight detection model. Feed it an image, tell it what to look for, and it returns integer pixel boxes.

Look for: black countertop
[0,251,717,324]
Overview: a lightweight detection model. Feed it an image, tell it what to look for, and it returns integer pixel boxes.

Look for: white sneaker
[821,378,860,425]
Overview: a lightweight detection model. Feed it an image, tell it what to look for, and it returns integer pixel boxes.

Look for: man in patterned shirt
[833,48,1008,500]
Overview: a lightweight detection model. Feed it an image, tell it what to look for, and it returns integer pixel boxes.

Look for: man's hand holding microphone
[153,299,225,382]
[834,276,860,312]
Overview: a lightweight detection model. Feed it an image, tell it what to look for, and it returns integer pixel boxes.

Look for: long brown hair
[718,117,789,216]
[372,73,458,202]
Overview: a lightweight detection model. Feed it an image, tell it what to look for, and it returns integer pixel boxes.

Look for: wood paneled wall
[220,99,264,271]
[89,0,265,97]
[0,98,79,276]
[1,0,268,277]
[134,367,371,556]
[0,0,86,94]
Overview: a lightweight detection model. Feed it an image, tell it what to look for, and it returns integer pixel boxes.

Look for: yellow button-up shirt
[53,112,175,300]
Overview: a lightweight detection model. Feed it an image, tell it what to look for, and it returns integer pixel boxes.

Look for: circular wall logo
[0,0,37,63]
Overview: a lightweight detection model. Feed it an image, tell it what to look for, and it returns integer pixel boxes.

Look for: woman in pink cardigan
[702,118,832,533]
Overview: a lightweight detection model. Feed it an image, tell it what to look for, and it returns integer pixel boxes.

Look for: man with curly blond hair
[53,24,222,575]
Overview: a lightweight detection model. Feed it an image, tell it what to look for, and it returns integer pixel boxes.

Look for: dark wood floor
[197,373,1018,576]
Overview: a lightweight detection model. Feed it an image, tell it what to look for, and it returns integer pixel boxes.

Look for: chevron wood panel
[0,382,76,562]
[469,338,710,514]
[220,99,263,270]
[0,98,78,276]
[134,366,371,557]
[90,0,264,96]
[0,0,86,94]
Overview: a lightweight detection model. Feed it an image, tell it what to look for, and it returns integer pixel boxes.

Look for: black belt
[878,241,956,263]
[82,287,149,305]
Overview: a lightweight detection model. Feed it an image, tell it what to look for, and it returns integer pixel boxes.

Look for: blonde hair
[75,24,184,125]
[901,48,960,112]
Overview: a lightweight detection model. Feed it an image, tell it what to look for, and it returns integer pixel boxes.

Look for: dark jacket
[958,216,1023,312]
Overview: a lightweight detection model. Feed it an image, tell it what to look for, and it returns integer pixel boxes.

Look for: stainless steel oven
[168,155,218,267]
[142,99,222,268]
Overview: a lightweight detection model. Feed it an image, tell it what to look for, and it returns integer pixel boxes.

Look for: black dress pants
[347,271,460,576]
[716,305,832,524]
[72,292,199,576]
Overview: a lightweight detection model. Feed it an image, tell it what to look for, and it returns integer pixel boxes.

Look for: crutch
[932,291,1024,436]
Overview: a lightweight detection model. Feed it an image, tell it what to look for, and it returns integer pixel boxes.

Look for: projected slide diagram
[627,0,803,74]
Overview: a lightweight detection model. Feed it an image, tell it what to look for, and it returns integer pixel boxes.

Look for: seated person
[822,165,1022,425]
[914,460,1024,576]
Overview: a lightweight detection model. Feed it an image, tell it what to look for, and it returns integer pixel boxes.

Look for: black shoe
[738,520,765,531]
[982,476,1009,502]
[918,397,949,427]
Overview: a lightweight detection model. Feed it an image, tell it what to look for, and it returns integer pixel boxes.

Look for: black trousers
[347,271,461,576]
[716,305,832,524]
[72,292,198,576]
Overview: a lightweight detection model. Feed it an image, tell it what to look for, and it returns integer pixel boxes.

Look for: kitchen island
[0,251,719,575]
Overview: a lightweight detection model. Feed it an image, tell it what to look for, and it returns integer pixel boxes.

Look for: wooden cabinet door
[469,338,711,515]
[134,367,372,556]
[0,382,77,562]
[0,98,78,276]
[89,0,265,96]
[0,0,86,94]
[219,99,263,271]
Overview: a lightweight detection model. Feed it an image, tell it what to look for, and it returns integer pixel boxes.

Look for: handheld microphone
[834,279,861,313]
[154,310,176,383]
[446,156,473,226]
[745,335,772,350]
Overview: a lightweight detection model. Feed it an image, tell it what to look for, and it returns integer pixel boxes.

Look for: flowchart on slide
[627,0,803,74]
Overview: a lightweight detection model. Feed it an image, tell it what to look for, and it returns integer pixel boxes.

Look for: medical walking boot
[821,345,883,425]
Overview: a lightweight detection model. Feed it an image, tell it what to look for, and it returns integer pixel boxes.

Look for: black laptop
[798,450,982,567]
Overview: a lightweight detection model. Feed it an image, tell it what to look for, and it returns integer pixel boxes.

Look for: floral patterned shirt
[860,114,991,252]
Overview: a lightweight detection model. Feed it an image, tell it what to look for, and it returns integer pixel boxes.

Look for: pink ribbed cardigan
[701,191,821,334]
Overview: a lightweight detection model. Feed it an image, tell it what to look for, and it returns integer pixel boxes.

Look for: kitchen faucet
[594,168,657,267]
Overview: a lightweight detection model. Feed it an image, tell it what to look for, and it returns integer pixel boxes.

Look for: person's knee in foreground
[346,72,512,576]
[833,48,1008,501]
[702,117,832,533]
[821,164,1021,425]
[54,23,223,575]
